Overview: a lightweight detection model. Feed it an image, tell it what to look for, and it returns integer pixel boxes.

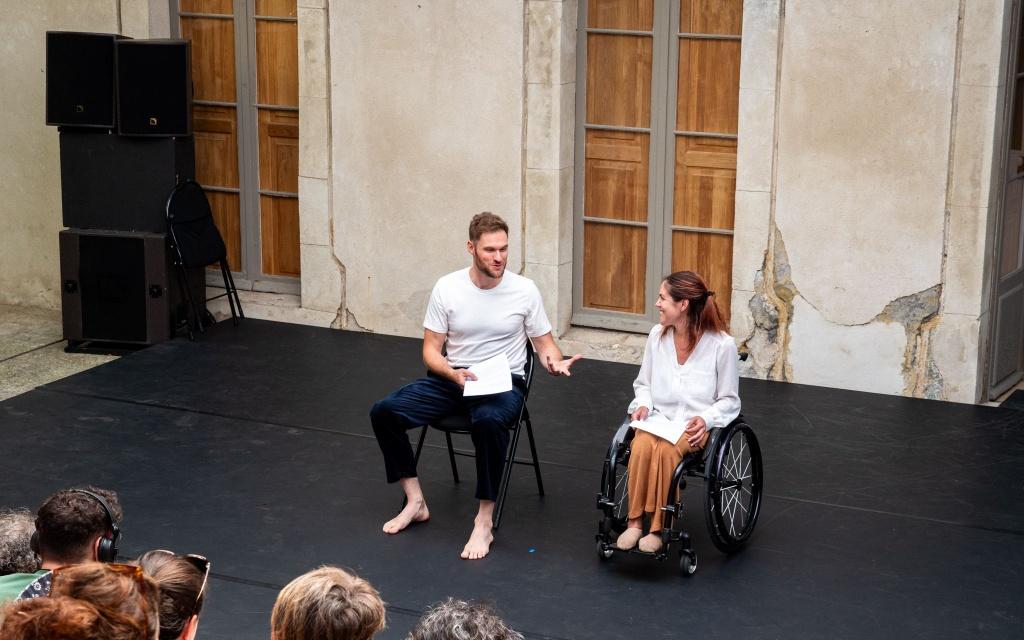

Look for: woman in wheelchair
[614,270,740,554]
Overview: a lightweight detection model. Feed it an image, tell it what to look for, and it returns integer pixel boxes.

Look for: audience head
[137,550,209,640]
[34,487,123,566]
[408,599,523,640]
[0,508,40,575]
[0,593,151,640]
[49,561,160,640]
[271,566,385,640]
[660,270,728,342]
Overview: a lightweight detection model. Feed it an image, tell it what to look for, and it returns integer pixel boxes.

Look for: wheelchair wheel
[704,422,763,553]
[679,549,697,576]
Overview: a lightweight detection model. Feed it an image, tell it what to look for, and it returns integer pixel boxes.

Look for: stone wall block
[788,297,908,395]
[736,87,775,193]
[930,312,983,403]
[523,262,570,337]
[298,0,326,8]
[950,83,999,209]
[300,96,329,179]
[300,244,343,314]
[298,7,328,100]
[560,0,578,85]
[299,176,330,246]
[527,82,559,170]
[525,168,560,265]
[945,205,990,316]
[558,165,574,264]
[775,1,957,325]
[527,0,559,85]
[739,0,781,92]
[960,0,1010,87]
[732,190,771,291]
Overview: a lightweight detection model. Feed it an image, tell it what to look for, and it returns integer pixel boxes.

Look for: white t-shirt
[423,268,552,376]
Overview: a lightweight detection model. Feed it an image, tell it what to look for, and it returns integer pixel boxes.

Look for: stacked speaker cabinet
[48,31,198,348]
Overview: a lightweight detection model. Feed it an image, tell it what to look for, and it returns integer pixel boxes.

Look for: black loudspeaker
[46,31,129,128]
[116,39,192,136]
[59,130,195,232]
[60,229,172,345]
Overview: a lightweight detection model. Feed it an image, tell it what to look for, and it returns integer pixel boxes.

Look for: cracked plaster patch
[740,226,946,398]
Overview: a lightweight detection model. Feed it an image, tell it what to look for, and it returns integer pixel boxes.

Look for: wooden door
[991,2,1024,398]
[581,1,655,316]
[575,1,742,329]
[669,0,741,323]
[179,0,242,269]
[255,0,300,277]
[176,0,300,284]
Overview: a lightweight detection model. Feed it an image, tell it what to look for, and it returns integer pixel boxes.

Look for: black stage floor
[2,319,1023,639]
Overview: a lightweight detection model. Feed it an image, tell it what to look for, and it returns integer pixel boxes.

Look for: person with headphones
[0,486,123,602]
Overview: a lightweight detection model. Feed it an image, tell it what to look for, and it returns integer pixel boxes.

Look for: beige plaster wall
[0,2,117,309]
[0,0,164,311]
[733,0,1008,402]
[327,1,527,336]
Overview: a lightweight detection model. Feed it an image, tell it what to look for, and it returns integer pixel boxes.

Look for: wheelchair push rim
[704,422,763,553]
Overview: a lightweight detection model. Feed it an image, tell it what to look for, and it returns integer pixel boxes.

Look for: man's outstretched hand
[545,353,583,376]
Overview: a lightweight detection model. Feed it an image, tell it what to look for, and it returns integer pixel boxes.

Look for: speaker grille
[46,31,126,128]
[116,39,192,136]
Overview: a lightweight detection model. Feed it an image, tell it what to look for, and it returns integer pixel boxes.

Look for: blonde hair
[271,566,386,640]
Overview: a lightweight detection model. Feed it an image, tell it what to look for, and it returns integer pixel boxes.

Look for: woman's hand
[631,406,649,422]
[684,416,707,447]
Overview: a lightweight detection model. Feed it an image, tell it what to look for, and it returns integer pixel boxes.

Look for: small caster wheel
[679,550,697,576]
[597,540,614,561]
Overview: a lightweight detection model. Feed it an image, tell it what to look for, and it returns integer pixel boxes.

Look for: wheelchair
[595,415,763,575]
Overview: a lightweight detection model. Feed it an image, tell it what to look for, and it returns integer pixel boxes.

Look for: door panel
[584,223,648,313]
[260,195,300,277]
[180,16,235,102]
[671,230,732,323]
[588,0,654,30]
[256,19,298,107]
[676,38,741,134]
[586,34,653,128]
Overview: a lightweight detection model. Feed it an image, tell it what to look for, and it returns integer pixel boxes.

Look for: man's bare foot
[382,499,429,534]
[460,518,494,560]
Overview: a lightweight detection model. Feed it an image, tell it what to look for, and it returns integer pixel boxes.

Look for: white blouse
[627,325,741,430]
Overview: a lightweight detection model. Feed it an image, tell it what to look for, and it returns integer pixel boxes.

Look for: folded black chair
[165,179,243,340]
[412,345,544,529]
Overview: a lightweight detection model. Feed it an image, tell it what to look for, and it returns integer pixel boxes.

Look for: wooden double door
[174,0,300,289]
[574,0,741,331]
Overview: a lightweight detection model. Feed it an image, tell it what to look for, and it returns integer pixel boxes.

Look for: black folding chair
[165,179,243,340]
[413,345,544,529]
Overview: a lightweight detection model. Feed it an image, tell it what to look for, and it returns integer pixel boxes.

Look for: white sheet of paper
[462,353,513,397]
[630,411,686,444]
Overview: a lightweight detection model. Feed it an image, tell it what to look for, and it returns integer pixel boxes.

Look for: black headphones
[30,489,122,563]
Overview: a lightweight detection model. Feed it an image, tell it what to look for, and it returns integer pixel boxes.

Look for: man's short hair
[35,487,123,564]
[468,212,509,242]
[271,566,386,640]
[409,599,523,640]
[0,508,40,575]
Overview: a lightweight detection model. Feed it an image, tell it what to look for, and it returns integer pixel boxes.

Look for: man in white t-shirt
[370,212,581,560]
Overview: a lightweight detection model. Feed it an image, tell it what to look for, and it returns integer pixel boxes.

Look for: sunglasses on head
[150,550,211,613]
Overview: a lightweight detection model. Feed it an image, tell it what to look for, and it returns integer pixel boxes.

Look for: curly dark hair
[35,486,123,564]
[409,599,523,640]
[0,508,40,575]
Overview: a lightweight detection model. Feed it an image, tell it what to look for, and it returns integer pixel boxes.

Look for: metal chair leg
[176,265,198,341]
[223,262,244,319]
[414,425,428,465]
[220,261,238,326]
[493,421,524,530]
[445,431,460,483]
[524,413,544,496]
